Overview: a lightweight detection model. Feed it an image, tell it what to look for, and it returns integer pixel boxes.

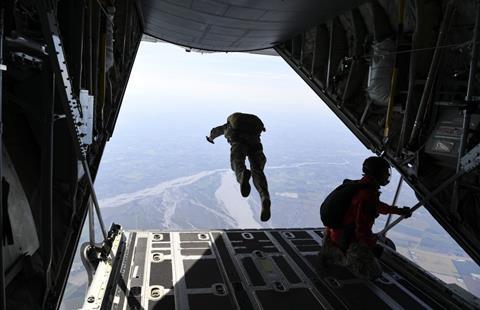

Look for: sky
[109,41,357,146]
[123,42,326,113]
[95,40,371,197]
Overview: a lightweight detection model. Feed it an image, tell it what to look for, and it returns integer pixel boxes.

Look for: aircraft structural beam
[0,7,5,310]
[36,1,108,241]
[452,1,480,211]
[379,173,458,235]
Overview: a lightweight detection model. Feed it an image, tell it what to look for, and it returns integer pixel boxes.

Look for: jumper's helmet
[362,156,391,186]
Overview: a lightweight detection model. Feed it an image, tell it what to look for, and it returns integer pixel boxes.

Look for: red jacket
[326,176,402,249]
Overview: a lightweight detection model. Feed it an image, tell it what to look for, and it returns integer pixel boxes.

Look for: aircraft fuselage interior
[1,0,480,309]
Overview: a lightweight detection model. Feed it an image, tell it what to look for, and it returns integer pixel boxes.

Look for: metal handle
[379,170,466,236]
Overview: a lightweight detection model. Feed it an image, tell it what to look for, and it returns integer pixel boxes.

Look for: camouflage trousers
[230,141,269,199]
[319,238,382,280]
[345,243,383,280]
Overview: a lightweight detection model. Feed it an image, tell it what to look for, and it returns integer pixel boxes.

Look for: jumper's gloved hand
[398,206,412,218]
[206,136,214,144]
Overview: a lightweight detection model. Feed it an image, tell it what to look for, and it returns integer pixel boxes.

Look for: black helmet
[362,156,391,186]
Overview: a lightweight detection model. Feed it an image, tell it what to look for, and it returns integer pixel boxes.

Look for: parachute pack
[320,180,370,229]
[227,113,265,135]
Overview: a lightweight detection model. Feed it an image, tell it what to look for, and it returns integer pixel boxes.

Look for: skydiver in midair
[207,112,271,222]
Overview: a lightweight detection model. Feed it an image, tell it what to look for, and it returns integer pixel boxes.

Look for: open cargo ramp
[81,228,479,310]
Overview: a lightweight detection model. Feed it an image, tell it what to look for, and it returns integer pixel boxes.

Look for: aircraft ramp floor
[82,228,478,310]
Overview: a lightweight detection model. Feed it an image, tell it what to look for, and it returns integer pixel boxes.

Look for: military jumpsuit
[208,119,270,201]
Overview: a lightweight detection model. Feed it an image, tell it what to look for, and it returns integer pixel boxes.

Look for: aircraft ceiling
[139,0,368,51]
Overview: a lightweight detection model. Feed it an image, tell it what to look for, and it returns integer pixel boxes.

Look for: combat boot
[260,195,271,222]
[240,169,251,197]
